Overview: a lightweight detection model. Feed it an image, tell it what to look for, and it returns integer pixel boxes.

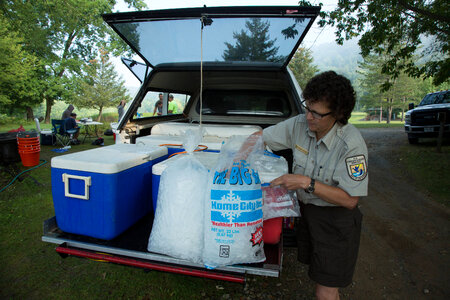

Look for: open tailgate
[42,213,283,282]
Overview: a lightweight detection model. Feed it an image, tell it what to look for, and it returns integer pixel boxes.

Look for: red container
[17,137,40,145]
[18,144,40,150]
[263,217,282,244]
[17,132,41,167]
[18,149,40,167]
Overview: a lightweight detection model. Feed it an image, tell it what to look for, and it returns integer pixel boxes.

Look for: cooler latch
[62,173,92,200]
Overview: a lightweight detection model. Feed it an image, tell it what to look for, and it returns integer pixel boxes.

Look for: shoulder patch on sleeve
[345,155,368,181]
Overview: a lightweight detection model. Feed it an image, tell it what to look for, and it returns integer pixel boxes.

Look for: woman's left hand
[270,174,311,190]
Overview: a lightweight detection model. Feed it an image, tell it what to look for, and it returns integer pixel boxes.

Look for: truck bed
[42,213,283,282]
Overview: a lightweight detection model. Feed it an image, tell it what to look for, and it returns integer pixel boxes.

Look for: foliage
[310,0,450,88]
[288,47,319,90]
[414,77,450,100]
[0,114,22,127]
[0,15,41,116]
[357,54,390,110]
[356,52,445,122]
[223,18,284,62]
[95,111,121,124]
[0,0,146,123]
[73,49,131,122]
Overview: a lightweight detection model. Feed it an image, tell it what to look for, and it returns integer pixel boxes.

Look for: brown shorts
[297,203,363,287]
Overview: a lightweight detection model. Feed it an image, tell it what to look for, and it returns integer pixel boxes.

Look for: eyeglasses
[301,100,333,119]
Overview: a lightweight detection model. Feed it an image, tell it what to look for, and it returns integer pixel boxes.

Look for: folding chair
[52,119,78,147]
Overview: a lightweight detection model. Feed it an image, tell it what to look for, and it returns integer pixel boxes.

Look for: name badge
[295,144,308,155]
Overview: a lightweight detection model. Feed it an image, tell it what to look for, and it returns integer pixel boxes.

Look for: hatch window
[134,91,190,118]
[196,90,291,117]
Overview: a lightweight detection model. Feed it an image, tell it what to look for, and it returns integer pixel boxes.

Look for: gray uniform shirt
[263,114,368,207]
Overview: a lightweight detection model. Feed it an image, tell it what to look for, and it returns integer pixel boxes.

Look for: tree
[307,0,449,88]
[357,55,389,122]
[0,0,146,123]
[357,53,428,123]
[288,47,319,90]
[73,49,131,122]
[0,15,41,120]
[223,18,284,62]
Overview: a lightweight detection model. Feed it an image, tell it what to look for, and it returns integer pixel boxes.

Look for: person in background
[246,71,368,300]
[62,112,80,144]
[153,100,163,116]
[168,94,178,114]
[61,104,74,120]
[117,100,126,121]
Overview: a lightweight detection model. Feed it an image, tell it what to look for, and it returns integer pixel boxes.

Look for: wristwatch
[304,178,315,194]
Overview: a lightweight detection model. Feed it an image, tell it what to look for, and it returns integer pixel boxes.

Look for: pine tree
[73,49,131,122]
[357,53,433,123]
[222,18,283,62]
[288,47,319,90]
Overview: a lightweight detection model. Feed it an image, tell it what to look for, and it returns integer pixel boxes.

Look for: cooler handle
[62,173,91,200]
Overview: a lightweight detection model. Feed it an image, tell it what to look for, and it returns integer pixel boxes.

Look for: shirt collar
[320,123,338,150]
[300,115,341,150]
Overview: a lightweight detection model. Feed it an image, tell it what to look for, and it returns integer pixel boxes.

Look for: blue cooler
[151,151,219,211]
[51,144,168,240]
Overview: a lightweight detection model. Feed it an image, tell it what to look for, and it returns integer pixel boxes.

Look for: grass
[2,119,111,137]
[397,141,450,207]
[0,120,52,132]
[349,112,404,128]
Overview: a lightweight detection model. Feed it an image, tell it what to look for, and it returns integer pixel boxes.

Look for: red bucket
[18,149,40,167]
[17,131,40,143]
[18,144,40,151]
[16,132,40,167]
[17,137,40,145]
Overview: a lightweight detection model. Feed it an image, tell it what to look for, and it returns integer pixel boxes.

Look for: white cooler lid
[51,144,168,174]
[150,122,261,138]
[152,151,219,175]
[203,124,262,138]
[136,135,226,151]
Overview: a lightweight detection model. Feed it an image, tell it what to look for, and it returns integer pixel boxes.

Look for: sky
[112,0,339,88]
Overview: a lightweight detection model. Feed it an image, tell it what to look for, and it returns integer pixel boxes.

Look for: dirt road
[219,128,450,300]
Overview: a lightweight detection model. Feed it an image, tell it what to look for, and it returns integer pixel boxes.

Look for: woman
[247,71,368,300]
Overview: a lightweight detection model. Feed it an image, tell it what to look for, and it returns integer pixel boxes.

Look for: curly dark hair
[302,71,356,125]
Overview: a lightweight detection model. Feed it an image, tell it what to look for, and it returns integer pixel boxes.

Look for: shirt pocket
[319,166,335,186]
[293,148,308,175]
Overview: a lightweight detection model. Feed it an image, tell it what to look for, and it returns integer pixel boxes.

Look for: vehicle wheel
[408,135,419,144]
